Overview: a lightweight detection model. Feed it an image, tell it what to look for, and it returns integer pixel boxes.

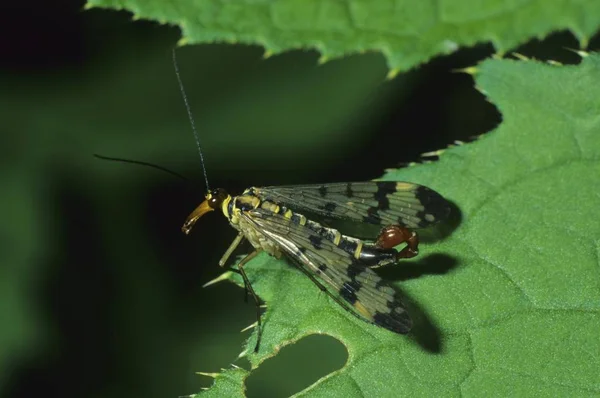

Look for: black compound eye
[207,188,228,209]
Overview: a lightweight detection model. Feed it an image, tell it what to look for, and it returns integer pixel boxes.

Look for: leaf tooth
[177,36,189,46]
[452,66,478,75]
[386,68,400,80]
[511,52,529,61]
[563,47,589,60]
[237,349,249,359]
[421,149,445,158]
[263,49,275,59]
[196,371,220,378]
[240,321,258,333]
[202,271,234,288]
[571,29,589,49]
[317,54,329,65]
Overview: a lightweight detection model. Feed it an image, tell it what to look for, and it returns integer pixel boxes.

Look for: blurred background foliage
[1,1,598,397]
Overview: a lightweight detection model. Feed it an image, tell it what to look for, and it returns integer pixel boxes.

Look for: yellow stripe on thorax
[229,195,261,224]
[221,196,232,218]
[260,201,280,214]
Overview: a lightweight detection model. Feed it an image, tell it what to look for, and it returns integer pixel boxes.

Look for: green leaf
[86,0,600,71]
[197,53,600,396]
[196,367,248,398]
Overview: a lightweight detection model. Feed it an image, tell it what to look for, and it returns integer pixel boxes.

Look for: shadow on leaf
[375,253,460,354]
[395,287,443,354]
[377,253,459,282]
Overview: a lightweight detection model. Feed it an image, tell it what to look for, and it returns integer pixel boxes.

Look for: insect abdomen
[356,246,396,266]
[260,201,397,266]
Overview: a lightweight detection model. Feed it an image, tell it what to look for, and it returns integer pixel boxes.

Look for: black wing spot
[375,278,387,291]
[374,182,395,211]
[414,186,451,224]
[318,185,327,197]
[363,207,382,224]
[338,238,358,254]
[345,268,364,291]
[291,213,304,225]
[346,264,360,280]
[275,204,286,215]
[413,211,430,228]
[346,183,354,198]
[318,264,327,272]
[376,195,390,211]
[340,281,361,304]
[340,268,364,305]
[375,181,397,194]
[323,202,337,212]
[339,287,357,304]
[347,280,362,291]
[363,215,382,224]
[373,309,411,334]
[309,235,323,249]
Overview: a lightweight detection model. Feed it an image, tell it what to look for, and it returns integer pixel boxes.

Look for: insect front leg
[236,249,263,352]
[219,232,245,267]
[376,225,419,259]
[219,233,254,302]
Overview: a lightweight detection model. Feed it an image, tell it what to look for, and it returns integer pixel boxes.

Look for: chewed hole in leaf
[245,334,347,398]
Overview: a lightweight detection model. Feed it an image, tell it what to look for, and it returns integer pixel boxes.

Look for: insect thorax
[229,194,283,257]
[224,194,259,224]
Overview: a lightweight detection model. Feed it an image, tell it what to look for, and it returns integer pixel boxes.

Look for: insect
[182,183,450,351]
[170,50,451,352]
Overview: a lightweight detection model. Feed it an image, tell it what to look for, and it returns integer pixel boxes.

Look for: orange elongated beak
[181,200,214,235]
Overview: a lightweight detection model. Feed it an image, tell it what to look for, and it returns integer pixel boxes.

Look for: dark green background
[2,1,596,397]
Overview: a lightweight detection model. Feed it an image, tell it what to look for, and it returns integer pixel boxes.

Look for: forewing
[253,181,450,230]
[241,208,412,334]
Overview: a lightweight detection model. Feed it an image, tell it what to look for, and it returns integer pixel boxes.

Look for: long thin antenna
[172,48,210,191]
[93,154,189,182]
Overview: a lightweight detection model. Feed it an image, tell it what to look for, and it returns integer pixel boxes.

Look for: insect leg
[375,225,419,259]
[219,232,245,267]
[237,250,263,352]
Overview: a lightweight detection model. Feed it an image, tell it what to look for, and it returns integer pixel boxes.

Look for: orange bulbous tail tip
[376,225,419,259]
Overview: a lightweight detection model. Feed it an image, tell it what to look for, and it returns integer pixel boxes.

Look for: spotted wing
[253,181,450,230]
[241,208,412,334]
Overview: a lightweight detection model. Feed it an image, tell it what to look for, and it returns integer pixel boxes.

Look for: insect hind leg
[236,250,263,352]
[376,225,419,259]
